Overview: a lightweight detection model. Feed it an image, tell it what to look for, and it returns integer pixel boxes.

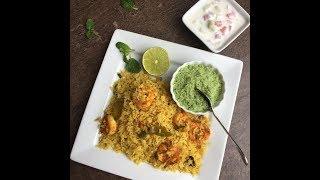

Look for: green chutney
[172,63,224,113]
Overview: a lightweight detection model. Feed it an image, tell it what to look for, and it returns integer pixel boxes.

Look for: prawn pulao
[97,70,212,175]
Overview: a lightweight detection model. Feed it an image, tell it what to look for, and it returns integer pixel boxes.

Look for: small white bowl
[170,61,225,115]
[182,0,250,53]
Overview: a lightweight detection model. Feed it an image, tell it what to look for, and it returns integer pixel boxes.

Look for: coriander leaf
[85,19,97,39]
[120,0,138,11]
[115,41,141,72]
[122,54,129,63]
[86,19,95,30]
[86,29,94,39]
[116,42,132,57]
[125,58,141,73]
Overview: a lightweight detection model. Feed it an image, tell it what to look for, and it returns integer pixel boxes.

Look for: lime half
[142,47,170,76]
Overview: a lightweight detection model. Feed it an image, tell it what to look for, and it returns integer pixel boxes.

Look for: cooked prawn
[156,140,181,165]
[105,115,117,135]
[188,122,210,145]
[133,83,157,110]
[173,111,191,128]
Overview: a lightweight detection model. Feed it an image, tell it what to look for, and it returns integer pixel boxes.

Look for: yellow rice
[97,70,211,175]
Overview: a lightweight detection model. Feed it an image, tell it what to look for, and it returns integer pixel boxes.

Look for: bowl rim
[170,61,225,115]
[182,0,250,53]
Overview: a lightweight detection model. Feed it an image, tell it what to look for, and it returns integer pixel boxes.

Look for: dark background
[70,0,250,179]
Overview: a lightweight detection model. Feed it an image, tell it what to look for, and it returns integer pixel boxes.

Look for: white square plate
[182,0,250,53]
[70,29,243,180]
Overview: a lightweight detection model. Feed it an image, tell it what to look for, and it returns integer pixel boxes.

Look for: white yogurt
[191,0,241,49]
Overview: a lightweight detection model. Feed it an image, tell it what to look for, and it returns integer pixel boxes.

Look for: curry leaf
[144,125,172,137]
[137,131,147,138]
[154,126,172,137]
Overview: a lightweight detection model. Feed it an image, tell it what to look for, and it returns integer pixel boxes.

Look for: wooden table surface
[70,0,250,179]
